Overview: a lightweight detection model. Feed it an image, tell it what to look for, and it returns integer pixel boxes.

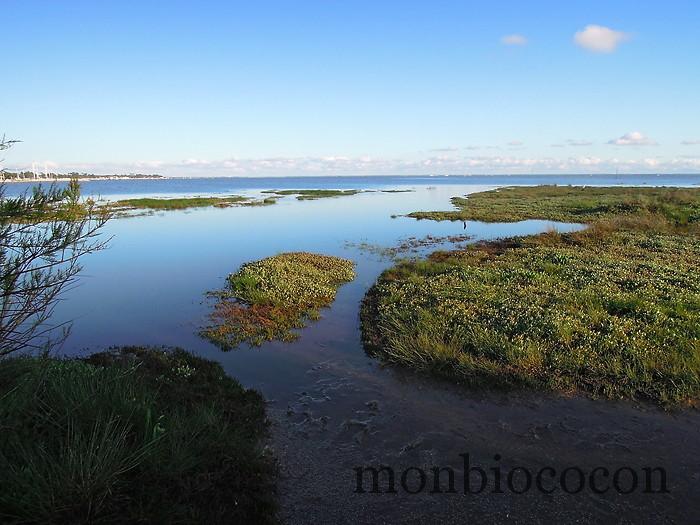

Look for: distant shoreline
[1,174,165,183]
[1,173,698,184]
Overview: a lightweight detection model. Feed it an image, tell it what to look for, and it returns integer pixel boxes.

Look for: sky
[2,0,700,176]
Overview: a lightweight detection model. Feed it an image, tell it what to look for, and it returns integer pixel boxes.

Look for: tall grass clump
[0,347,275,524]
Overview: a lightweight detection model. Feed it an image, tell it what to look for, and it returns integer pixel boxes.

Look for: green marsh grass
[261,189,361,200]
[111,195,250,210]
[407,185,700,226]
[363,186,700,405]
[202,252,355,349]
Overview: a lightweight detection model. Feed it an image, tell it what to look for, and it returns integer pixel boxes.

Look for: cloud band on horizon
[6,154,700,177]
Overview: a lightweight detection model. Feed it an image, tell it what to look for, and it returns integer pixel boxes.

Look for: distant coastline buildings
[0,170,164,182]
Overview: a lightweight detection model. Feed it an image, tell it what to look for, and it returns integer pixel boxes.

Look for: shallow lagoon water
[30,175,700,523]
[51,183,579,392]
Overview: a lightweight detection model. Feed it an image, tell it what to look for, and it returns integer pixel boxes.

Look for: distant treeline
[0,171,163,181]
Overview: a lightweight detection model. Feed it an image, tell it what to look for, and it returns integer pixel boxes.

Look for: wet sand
[268,352,699,524]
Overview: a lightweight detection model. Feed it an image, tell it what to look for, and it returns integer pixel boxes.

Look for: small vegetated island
[111,195,278,211]
[262,189,361,200]
[202,252,355,349]
[362,185,700,405]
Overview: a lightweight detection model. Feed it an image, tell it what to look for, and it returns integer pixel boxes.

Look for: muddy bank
[267,356,698,524]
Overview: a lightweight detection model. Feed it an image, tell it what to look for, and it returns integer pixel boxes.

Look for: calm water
[20,174,700,522]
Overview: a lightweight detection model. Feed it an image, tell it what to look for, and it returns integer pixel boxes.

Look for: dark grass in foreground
[363,187,700,405]
[0,347,276,524]
[407,185,700,224]
[202,252,355,350]
[262,189,361,200]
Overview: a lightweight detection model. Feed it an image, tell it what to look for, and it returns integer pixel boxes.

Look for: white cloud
[507,140,524,146]
[574,25,630,53]
[10,152,700,177]
[681,139,700,145]
[501,34,528,46]
[608,131,657,146]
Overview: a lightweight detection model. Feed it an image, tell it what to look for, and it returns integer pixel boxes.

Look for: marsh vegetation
[111,195,252,210]
[407,185,700,225]
[262,189,362,200]
[241,196,279,206]
[202,252,355,350]
[363,186,700,405]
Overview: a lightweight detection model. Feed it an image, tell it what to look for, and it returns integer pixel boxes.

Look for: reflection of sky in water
[46,183,590,394]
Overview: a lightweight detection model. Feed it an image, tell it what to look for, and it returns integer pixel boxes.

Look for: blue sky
[3,0,700,176]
